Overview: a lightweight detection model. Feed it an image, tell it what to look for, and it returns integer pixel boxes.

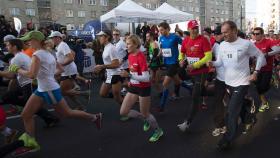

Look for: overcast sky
[246,0,257,20]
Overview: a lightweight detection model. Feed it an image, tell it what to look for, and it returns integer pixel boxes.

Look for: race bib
[105,75,112,84]
[130,72,139,84]
[187,57,200,65]
[223,50,238,62]
[162,48,172,57]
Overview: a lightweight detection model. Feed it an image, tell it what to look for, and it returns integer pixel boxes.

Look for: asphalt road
[2,79,280,158]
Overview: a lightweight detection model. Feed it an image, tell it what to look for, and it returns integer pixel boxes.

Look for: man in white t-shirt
[50,31,87,110]
[208,21,266,150]
[112,29,129,95]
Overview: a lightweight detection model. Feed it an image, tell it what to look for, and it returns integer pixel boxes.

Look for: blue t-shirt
[159,33,182,65]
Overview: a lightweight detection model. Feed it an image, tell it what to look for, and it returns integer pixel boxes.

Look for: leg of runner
[99,82,111,98]
[139,95,163,142]
[256,71,272,112]
[212,79,226,137]
[178,74,207,132]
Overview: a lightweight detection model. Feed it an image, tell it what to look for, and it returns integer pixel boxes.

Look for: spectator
[141,22,150,42]
[136,24,142,37]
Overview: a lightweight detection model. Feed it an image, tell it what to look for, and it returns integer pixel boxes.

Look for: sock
[1,127,12,136]
[145,114,159,130]
[174,84,180,97]
[160,89,169,108]
[127,110,144,120]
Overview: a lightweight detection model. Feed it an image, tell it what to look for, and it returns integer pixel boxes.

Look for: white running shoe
[177,121,190,132]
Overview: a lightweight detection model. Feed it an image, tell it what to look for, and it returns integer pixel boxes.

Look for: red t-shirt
[210,36,216,47]
[255,38,275,72]
[181,35,212,75]
[128,52,151,88]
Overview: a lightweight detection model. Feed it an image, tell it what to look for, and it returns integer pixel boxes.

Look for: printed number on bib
[223,51,238,62]
[162,48,172,57]
[187,57,200,65]
[130,72,140,84]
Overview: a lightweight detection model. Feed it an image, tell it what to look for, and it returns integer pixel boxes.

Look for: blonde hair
[126,35,141,49]
[44,39,55,52]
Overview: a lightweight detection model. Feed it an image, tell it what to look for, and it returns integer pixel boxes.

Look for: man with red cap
[177,20,213,132]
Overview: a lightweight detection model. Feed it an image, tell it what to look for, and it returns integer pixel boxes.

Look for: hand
[206,61,213,67]
[249,72,258,81]
[186,64,194,72]
[94,65,104,73]
[120,70,129,78]
[8,64,20,73]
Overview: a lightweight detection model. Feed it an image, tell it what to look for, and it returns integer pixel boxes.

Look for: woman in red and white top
[120,35,163,142]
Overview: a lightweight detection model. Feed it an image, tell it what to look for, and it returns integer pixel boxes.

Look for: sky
[246,0,257,20]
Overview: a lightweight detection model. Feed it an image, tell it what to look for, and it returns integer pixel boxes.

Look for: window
[66,24,75,30]
[216,9,219,14]
[195,7,199,12]
[220,18,224,22]
[26,9,35,16]
[91,10,97,17]
[100,0,108,6]
[216,17,219,22]
[77,0,83,5]
[211,8,214,13]
[225,10,229,15]
[64,0,73,4]
[79,24,84,30]
[66,10,74,17]
[78,11,86,17]
[189,6,194,12]
[10,8,20,16]
[146,3,152,9]
[89,0,96,5]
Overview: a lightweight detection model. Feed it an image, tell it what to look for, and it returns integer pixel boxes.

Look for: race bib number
[162,48,172,57]
[130,72,139,84]
[105,75,112,84]
[187,57,200,65]
[223,51,238,62]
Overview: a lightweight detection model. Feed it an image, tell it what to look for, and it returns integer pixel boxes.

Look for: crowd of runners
[0,19,279,157]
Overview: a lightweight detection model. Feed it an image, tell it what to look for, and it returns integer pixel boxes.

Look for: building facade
[119,0,246,30]
[0,0,39,29]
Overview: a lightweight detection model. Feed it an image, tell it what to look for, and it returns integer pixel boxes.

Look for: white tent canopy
[153,3,193,23]
[100,0,161,23]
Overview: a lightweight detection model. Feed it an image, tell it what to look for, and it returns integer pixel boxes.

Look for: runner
[210,25,227,136]
[252,27,279,112]
[0,38,59,127]
[8,31,102,156]
[155,22,182,113]
[49,31,88,110]
[112,29,129,96]
[120,35,163,142]
[146,32,162,94]
[94,30,124,119]
[208,21,266,150]
[177,20,212,132]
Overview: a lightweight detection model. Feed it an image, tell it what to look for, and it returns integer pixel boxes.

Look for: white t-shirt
[102,43,121,76]
[56,41,78,76]
[33,50,60,92]
[212,42,225,81]
[114,39,128,69]
[10,52,32,87]
[83,48,96,73]
[214,38,265,87]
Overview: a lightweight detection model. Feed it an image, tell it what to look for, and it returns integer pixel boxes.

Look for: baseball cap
[48,31,63,38]
[3,35,16,42]
[20,31,45,41]
[187,20,199,29]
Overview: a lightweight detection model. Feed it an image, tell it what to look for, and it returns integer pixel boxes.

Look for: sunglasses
[113,34,120,36]
[253,33,261,35]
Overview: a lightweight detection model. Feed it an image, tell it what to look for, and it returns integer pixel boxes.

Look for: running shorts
[34,88,63,105]
[165,64,179,77]
[128,86,151,97]
[255,71,272,94]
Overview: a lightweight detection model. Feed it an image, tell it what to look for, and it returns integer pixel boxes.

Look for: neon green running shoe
[143,121,150,132]
[149,128,163,142]
[18,133,40,151]
[120,116,130,121]
[259,102,269,112]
